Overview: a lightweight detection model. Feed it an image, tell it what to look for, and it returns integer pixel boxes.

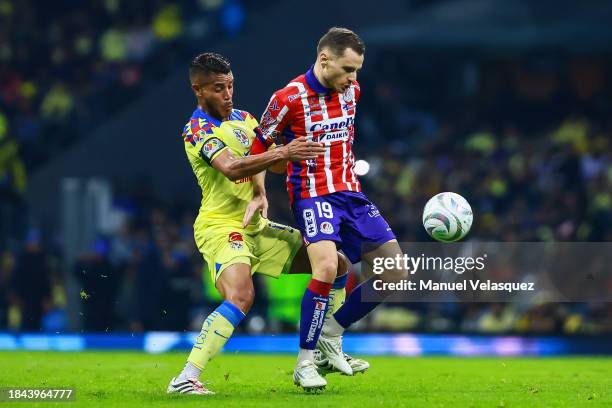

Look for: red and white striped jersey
[256,66,362,204]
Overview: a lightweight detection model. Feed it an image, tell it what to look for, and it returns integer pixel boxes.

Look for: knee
[225,286,255,313]
[313,257,338,283]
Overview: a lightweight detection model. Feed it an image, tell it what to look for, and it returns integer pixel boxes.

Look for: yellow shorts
[195,219,302,283]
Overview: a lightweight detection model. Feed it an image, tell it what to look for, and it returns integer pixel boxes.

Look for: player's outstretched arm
[211,137,324,181]
[242,171,268,227]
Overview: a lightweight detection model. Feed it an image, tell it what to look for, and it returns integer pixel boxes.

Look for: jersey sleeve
[183,119,229,165]
[254,90,294,149]
[354,81,361,103]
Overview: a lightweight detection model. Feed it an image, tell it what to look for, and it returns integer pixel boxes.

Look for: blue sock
[299,279,331,350]
[333,277,382,329]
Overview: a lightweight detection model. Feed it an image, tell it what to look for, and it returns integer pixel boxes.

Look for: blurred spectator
[10,230,52,331]
[0,131,26,248]
[73,237,120,331]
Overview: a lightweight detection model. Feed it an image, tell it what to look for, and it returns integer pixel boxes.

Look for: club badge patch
[342,87,354,102]
[200,137,226,163]
[320,221,334,234]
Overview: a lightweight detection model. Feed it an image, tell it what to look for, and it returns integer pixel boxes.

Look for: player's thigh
[305,240,338,283]
[339,194,397,264]
[197,225,255,283]
[251,221,302,278]
[361,239,406,281]
[215,262,255,313]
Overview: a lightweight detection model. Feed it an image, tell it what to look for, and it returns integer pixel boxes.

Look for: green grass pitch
[0,351,610,407]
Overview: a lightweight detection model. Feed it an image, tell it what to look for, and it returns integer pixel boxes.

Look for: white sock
[297,348,314,364]
[322,315,345,337]
[178,361,201,381]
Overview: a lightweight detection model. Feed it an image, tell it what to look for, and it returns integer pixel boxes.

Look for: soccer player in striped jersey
[167,52,349,394]
[249,28,407,384]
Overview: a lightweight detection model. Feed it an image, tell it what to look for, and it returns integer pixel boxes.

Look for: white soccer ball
[422,192,473,242]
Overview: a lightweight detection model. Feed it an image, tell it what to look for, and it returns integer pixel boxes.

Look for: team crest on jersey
[233,128,250,147]
[320,221,334,234]
[342,87,354,102]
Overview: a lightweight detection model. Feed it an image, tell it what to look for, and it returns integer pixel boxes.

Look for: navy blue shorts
[291,191,396,263]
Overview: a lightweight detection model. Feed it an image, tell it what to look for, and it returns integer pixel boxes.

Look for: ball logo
[233,129,250,147]
[320,221,334,234]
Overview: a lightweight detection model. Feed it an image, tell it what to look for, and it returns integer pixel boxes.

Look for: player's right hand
[283,136,326,162]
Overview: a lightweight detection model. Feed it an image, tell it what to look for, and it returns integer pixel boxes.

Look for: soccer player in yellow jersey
[167,53,346,394]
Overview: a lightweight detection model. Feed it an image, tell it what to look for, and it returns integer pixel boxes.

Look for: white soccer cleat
[293,360,327,391]
[316,334,354,376]
[167,377,215,395]
[314,349,370,374]
[343,353,370,373]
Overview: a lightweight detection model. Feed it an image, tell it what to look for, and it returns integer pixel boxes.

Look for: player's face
[191,71,234,120]
[320,48,364,93]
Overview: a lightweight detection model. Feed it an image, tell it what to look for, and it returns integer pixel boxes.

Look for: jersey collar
[193,107,223,127]
[305,65,332,95]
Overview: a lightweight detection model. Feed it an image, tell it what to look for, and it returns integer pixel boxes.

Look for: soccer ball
[422,192,473,242]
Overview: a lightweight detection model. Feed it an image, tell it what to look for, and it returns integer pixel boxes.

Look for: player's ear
[191,83,203,97]
[319,51,329,68]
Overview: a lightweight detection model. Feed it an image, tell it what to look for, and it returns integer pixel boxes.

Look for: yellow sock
[325,272,348,324]
[187,301,244,370]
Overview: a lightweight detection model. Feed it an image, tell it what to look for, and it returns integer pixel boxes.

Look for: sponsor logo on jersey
[269,99,280,111]
[260,111,279,130]
[288,93,302,102]
[228,232,243,242]
[303,208,317,237]
[317,130,350,143]
[309,117,355,132]
[233,128,250,147]
[320,221,334,234]
[234,176,251,184]
[368,205,381,218]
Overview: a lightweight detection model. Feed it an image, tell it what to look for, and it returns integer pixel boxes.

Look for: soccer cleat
[314,349,370,374]
[293,360,327,391]
[315,334,353,375]
[167,377,215,395]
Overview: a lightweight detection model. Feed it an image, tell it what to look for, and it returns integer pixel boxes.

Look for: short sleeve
[183,119,229,165]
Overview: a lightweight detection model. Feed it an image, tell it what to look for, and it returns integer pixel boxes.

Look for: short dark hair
[317,27,365,57]
[189,52,231,79]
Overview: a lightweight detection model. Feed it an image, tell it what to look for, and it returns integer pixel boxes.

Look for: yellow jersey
[182,107,263,231]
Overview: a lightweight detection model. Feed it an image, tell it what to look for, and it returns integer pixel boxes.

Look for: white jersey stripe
[291,81,318,197]
[319,95,335,194]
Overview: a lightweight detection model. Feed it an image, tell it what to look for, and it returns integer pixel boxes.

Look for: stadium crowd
[0,6,610,335]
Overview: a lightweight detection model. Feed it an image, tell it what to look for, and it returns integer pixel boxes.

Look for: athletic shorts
[195,218,302,283]
[291,191,396,263]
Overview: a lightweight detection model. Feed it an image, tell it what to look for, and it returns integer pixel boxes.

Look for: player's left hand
[243,193,268,227]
